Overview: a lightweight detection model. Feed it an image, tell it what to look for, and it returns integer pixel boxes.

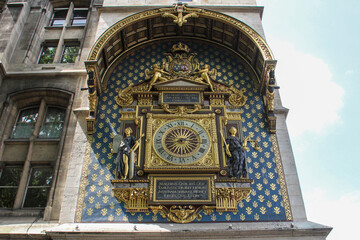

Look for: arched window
[0,89,72,216]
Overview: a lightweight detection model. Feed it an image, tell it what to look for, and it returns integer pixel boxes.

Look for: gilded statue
[145,64,170,91]
[194,64,216,92]
[113,128,143,179]
[221,127,247,179]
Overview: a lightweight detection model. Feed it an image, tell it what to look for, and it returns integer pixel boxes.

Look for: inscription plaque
[162,92,200,104]
[149,175,215,204]
[156,180,208,201]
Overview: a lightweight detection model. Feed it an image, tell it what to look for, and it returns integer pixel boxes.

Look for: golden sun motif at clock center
[162,126,200,157]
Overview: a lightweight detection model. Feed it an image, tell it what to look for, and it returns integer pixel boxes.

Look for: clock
[153,120,210,164]
[144,113,220,172]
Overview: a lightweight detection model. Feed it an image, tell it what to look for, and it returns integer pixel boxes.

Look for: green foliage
[38,46,56,64]
[61,46,79,63]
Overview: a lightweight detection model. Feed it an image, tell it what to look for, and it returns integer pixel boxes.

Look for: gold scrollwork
[115,85,134,106]
[150,205,214,224]
[266,88,275,112]
[113,188,149,212]
[161,103,202,115]
[229,87,247,106]
[216,188,251,212]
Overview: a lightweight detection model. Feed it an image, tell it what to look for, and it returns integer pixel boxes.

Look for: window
[23,167,53,208]
[71,9,88,26]
[11,108,39,138]
[0,166,22,208]
[50,8,88,27]
[11,107,65,139]
[39,107,66,138]
[38,45,57,64]
[61,44,79,63]
[50,9,67,26]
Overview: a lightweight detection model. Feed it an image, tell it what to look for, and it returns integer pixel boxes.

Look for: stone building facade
[0,0,331,239]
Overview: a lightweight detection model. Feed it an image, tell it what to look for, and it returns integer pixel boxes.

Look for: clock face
[153,120,211,164]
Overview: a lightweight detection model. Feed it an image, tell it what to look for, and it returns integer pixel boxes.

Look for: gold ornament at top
[161,3,202,27]
[142,43,218,92]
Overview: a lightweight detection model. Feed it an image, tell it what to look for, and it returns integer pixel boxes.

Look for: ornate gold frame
[144,113,220,172]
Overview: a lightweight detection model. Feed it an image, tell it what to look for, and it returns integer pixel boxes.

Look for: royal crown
[171,42,190,54]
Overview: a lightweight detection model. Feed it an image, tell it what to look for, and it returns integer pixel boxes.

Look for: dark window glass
[23,167,53,208]
[71,9,87,26]
[51,9,67,26]
[39,107,66,138]
[61,45,79,63]
[11,108,39,138]
[38,46,57,64]
[0,167,22,208]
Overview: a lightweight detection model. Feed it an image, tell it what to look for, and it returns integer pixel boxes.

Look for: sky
[257,0,360,239]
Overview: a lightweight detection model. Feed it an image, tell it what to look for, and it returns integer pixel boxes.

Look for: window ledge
[0,208,43,217]
[4,139,30,144]
[65,25,86,29]
[44,26,63,30]
[35,138,60,143]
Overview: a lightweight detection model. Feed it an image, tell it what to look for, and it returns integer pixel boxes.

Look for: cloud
[303,189,360,240]
[268,38,344,137]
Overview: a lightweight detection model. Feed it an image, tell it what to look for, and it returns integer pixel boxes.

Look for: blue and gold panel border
[75,40,292,223]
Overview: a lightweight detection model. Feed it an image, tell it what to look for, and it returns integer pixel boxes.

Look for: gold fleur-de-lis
[246,207,252,215]
[116,208,122,216]
[91,174,97,181]
[87,208,93,216]
[274,207,281,214]
[88,196,95,204]
[260,207,266,214]
[98,179,103,186]
[101,208,107,216]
